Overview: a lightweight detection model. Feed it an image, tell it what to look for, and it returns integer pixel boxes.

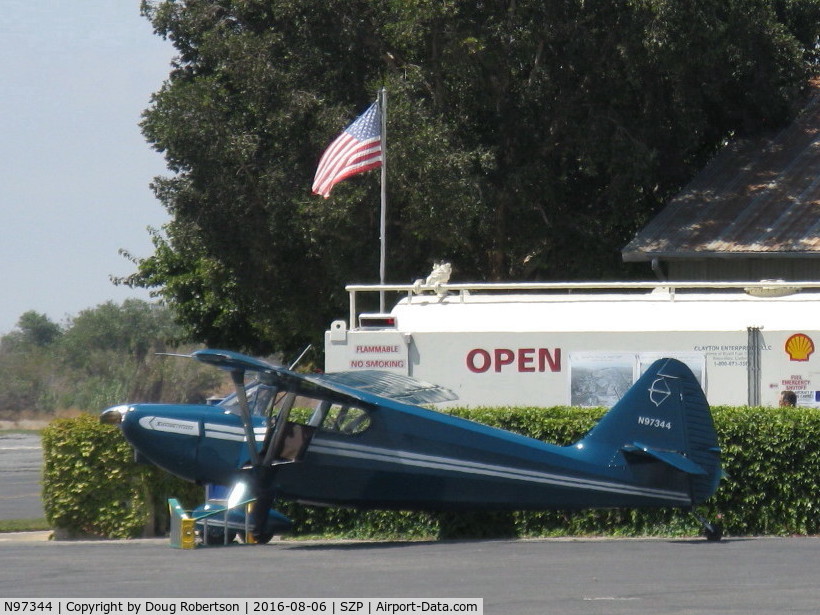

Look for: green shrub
[42,414,201,538]
[41,405,820,539]
[712,405,820,536]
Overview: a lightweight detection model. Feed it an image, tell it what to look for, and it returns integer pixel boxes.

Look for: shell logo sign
[785,333,815,362]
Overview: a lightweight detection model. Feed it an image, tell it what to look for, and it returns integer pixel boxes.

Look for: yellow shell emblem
[785,333,815,362]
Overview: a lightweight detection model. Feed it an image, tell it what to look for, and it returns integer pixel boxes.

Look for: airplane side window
[253,385,277,417]
[308,400,331,427]
[279,391,297,417]
[320,404,371,435]
[331,406,349,431]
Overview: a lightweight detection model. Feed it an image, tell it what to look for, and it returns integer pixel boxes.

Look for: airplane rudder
[675,366,722,502]
[582,357,722,501]
[583,358,706,451]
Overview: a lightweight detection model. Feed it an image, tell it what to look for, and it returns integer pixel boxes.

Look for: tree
[0,301,223,417]
[59,298,183,368]
[127,0,817,355]
[3,311,62,349]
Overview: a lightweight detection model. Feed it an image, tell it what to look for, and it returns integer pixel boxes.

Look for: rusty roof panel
[623,83,820,262]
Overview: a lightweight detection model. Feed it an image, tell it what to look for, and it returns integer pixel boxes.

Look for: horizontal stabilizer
[622,442,709,476]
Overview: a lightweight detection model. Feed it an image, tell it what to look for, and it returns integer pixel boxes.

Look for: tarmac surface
[1,534,819,613]
[0,431,44,519]
[2,433,819,613]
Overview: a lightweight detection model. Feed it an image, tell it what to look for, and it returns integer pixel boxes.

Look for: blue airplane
[100,350,723,542]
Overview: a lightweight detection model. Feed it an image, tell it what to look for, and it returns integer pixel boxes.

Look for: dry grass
[0,408,84,431]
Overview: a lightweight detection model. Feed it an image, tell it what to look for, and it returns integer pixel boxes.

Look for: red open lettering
[494,349,514,372]
[519,348,535,372]
[466,348,562,373]
[466,348,491,373]
[539,348,561,372]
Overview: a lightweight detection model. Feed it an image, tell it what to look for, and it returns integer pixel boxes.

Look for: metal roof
[622,82,820,262]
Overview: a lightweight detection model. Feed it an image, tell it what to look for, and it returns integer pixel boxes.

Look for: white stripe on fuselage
[137,417,265,442]
[203,422,266,442]
[307,438,691,504]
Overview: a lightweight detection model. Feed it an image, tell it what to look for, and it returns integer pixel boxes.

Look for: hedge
[41,405,820,539]
[42,414,201,539]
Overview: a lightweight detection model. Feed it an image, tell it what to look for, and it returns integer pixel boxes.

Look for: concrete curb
[0,531,52,542]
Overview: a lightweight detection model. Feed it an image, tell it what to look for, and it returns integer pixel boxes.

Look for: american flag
[312,100,382,198]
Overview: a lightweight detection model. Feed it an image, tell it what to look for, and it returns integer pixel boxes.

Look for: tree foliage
[2,311,63,351]
[0,301,223,418]
[127,0,819,355]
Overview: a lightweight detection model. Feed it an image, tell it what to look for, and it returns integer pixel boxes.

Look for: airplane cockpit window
[319,404,371,435]
[218,381,277,417]
[219,382,372,435]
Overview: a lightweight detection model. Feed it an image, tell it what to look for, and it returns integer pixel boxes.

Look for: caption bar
[1,600,482,615]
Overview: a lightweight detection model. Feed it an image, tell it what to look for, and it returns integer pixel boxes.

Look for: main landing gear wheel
[692,510,723,542]
[251,529,276,545]
[250,466,278,545]
[704,524,723,542]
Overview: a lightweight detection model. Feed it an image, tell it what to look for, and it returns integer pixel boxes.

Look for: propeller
[188,347,312,544]
[224,366,280,543]
[230,371,304,543]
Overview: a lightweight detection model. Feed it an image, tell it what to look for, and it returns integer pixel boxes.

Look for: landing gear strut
[692,510,723,541]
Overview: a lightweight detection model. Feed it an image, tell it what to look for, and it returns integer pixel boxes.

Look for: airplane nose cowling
[116,404,204,482]
[100,405,130,426]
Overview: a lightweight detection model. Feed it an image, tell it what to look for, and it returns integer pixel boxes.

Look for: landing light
[227,481,249,509]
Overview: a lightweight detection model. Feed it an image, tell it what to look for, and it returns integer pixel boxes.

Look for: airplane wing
[192,349,278,374]
[192,349,458,406]
[313,370,459,405]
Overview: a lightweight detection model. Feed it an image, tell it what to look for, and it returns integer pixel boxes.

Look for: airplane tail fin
[579,358,722,504]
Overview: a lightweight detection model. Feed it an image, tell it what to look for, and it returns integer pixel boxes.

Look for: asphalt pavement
[0,431,44,519]
[1,535,819,614]
[2,433,820,613]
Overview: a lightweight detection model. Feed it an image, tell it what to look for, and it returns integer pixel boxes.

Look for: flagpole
[379,87,387,313]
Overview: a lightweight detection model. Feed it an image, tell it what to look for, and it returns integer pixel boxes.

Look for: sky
[0,2,175,335]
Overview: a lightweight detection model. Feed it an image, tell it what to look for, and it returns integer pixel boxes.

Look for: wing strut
[230,370,261,467]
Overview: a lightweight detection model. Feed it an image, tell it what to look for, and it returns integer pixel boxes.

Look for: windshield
[218,379,373,436]
[218,381,278,417]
